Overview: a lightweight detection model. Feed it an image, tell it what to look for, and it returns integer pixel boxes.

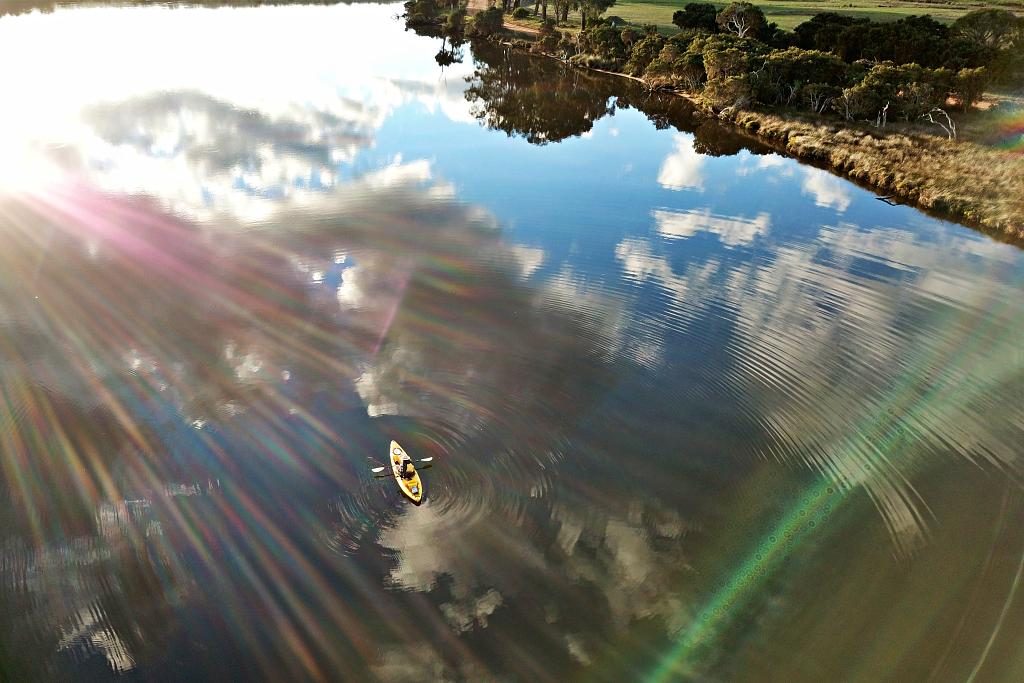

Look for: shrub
[672,2,718,32]
[404,0,440,26]
[954,67,990,110]
[751,47,849,106]
[569,53,621,71]
[623,33,665,77]
[444,8,467,40]
[801,83,841,114]
[469,7,504,37]
[643,35,707,90]
[832,62,951,122]
[511,7,530,19]
[704,74,752,111]
[558,33,579,57]
[620,27,641,49]
[577,23,629,68]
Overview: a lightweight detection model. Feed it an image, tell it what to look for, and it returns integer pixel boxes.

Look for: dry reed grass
[727,110,1024,239]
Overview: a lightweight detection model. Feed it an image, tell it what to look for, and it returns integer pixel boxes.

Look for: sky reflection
[0,3,1023,682]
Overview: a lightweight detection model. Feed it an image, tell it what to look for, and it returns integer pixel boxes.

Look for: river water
[0,3,1023,681]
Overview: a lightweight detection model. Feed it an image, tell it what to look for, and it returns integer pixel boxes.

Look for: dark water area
[0,3,1023,681]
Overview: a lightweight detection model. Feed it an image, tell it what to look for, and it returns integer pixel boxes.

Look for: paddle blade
[419,457,433,463]
[371,466,386,473]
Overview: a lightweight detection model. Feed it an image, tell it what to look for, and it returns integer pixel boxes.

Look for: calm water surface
[1,3,1023,681]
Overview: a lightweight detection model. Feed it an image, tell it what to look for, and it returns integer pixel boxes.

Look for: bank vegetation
[406,0,1024,238]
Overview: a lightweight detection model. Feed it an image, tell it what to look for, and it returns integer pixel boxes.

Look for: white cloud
[0,3,475,211]
[364,157,433,190]
[736,152,793,177]
[653,207,770,246]
[802,167,852,212]
[657,134,705,191]
[509,244,545,279]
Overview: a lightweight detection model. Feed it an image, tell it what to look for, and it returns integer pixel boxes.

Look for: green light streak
[648,275,1021,681]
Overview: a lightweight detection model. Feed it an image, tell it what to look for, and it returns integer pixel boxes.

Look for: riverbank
[464,29,1024,240]
[720,109,1024,239]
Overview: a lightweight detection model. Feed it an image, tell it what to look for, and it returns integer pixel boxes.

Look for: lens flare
[990,108,1024,154]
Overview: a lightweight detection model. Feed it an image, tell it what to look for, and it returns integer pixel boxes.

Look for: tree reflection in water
[464,41,768,156]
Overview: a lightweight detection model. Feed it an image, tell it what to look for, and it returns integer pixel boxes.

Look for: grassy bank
[416,3,1024,239]
[494,36,1024,237]
[724,110,1024,238]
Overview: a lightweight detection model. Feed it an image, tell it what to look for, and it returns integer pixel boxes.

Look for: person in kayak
[402,460,416,479]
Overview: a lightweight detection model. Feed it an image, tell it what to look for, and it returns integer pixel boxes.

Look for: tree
[834,85,874,121]
[701,33,762,111]
[465,41,617,144]
[623,33,665,76]
[576,22,629,68]
[751,47,848,107]
[579,0,615,31]
[890,15,948,66]
[716,2,766,40]
[793,12,863,51]
[842,16,948,67]
[552,0,571,23]
[643,36,708,91]
[952,9,1022,50]
[620,26,641,49]
[403,0,440,26]
[672,3,718,33]
[833,62,949,122]
[920,108,957,140]
[702,33,758,80]
[953,67,990,111]
[468,7,504,37]
[705,75,752,113]
[802,83,840,114]
[444,7,467,41]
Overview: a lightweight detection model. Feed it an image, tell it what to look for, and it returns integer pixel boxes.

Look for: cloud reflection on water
[657,134,706,192]
[1,3,1023,682]
[616,215,1024,557]
[653,207,771,246]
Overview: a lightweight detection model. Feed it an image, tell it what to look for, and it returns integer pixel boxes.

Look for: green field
[607,0,1023,34]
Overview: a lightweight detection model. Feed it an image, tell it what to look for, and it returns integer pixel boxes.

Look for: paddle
[371,466,386,473]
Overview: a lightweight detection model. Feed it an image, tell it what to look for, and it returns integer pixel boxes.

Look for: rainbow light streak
[991,108,1024,154]
[0,183,480,677]
[647,260,1020,681]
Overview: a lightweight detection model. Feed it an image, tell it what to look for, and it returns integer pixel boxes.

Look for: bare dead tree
[805,85,833,114]
[921,107,957,140]
[875,101,889,129]
[725,13,751,38]
[835,90,855,121]
[719,94,751,119]
[784,83,798,107]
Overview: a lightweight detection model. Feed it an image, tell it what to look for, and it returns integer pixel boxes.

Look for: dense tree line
[567,3,1024,129]
[406,0,1022,133]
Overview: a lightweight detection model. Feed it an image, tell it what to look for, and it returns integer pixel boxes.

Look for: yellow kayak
[390,440,423,504]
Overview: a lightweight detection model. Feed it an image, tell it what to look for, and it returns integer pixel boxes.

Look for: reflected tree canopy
[466,42,767,155]
[466,43,618,145]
